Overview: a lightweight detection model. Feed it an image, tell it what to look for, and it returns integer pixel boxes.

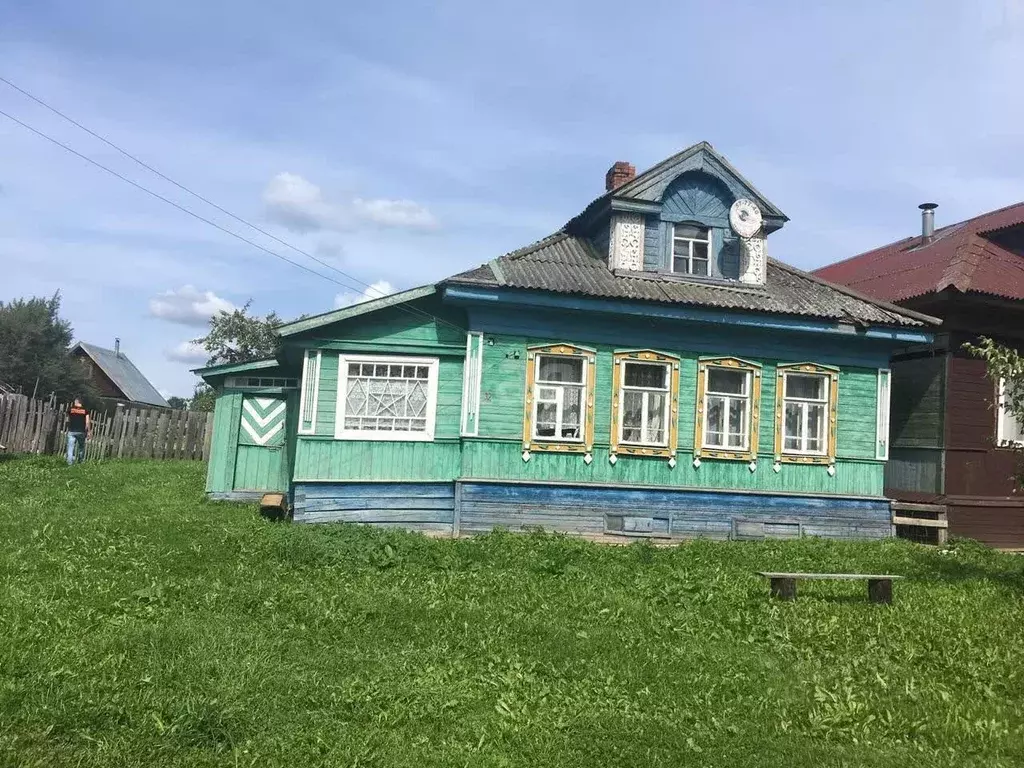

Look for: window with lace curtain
[523,344,595,453]
[335,355,439,441]
[611,350,679,457]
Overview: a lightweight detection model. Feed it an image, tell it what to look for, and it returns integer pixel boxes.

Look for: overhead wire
[0,77,466,334]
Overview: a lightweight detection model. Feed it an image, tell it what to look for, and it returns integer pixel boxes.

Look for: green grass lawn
[1,458,1023,767]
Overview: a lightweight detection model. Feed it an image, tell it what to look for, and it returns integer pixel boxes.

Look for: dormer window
[672,224,711,276]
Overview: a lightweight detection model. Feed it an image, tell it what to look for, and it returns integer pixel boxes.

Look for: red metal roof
[813,202,1024,303]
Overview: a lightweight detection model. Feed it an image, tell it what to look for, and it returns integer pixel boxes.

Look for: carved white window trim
[610,213,645,271]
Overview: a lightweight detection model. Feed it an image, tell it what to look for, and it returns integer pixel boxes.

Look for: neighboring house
[198,141,935,541]
[815,202,1024,548]
[72,340,170,409]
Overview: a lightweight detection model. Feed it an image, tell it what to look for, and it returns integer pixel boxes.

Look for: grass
[0,459,1023,767]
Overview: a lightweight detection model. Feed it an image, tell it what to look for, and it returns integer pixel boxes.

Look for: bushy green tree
[188,383,217,413]
[0,293,95,404]
[965,336,1024,486]
[193,301,281,366]
[166,396,189,410]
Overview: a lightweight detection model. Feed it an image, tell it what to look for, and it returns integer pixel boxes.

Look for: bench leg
[868,579,892,604]
[770,577,797,600]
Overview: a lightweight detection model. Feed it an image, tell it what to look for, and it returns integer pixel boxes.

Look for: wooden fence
[0,394,214,461]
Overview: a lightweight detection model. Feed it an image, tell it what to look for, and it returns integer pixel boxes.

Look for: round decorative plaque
[729,198,763,238]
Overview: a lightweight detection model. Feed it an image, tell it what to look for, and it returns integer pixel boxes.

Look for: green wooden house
[197,142,937,541]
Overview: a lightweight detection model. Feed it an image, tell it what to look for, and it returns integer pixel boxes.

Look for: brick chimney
[605,161,636,192]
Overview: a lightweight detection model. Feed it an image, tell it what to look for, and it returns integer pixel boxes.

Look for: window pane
[727,398,747,447]
[624,362,667,389]
[672,237,691,256]
[535,403,557,437]
[622,390,644,438]
[537,386,558,401]
[646,392,666,444]
[784,402,803,441]
[538,356,583,383]
[707,368,746,395]
[672,256,690,273]
[786,374,826,400]
[561,386,582,438]
[692,241,709,260]
[691,258,709,277]
[705,395,724,446]
[807,403,826,446]
[675,225,706,240]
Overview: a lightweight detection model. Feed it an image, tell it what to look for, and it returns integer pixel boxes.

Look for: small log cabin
[815,202,1024,548]
[198,142,937,542]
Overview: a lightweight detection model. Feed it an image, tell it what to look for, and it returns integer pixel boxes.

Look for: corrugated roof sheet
[447,232,931,327]
[75,342,169,407]
[813,201,1024,303]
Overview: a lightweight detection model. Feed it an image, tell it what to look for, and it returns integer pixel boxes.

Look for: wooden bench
[758,572,904,604]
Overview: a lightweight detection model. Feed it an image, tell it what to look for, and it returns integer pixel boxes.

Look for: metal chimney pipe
[919,202,938,243]
[114,337,121,357]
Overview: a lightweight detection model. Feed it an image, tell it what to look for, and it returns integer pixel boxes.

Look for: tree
[0,293,96,405]
[166,396,189,410]
[193,301,281,366]
[965,336,1024,486]
[189,383,217,412]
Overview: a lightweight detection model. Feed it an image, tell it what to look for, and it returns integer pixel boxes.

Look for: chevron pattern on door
[239,396,286,446]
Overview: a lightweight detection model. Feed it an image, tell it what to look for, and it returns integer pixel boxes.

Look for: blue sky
[2,0,1023,397]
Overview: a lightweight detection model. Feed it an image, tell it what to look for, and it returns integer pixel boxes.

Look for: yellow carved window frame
[774,363,840,465]
[694,357,761,461]
[610,350,680,458]
[523,344,596,454]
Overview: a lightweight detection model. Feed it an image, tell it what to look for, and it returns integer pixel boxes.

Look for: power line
[0,78,465,333]
[0,75,394,304]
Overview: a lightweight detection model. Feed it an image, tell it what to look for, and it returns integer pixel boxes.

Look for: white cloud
[263,173,437,233]
[165,341,208,364]
[149,286,236,327]
[334,280,395,308]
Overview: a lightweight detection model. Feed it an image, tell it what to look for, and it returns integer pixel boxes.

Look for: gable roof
[566,142,788,233]
[813,202,1024,303]
[447,232,934,328]
[276,285,437,337]
[73,342,169,407]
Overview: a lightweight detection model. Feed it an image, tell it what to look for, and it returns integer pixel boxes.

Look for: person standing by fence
[66,398,90,465]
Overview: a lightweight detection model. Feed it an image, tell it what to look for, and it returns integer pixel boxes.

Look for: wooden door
[233,394,288,491]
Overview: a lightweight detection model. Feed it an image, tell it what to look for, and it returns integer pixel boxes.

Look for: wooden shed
[194,359,300,501]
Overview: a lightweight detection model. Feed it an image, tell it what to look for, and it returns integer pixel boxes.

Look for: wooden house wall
[272,296,903,539]
[885,353,945,496]
[74,352,126,402]
[291,298,466,483]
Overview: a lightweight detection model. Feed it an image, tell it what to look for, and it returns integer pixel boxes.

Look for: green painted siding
[204,391,242,493]
[299,297,466,351]
[294,439,461,481]
[233,444,287,491]
[477,334,879,460]
[461,441,883,496]
[310,353,463,439]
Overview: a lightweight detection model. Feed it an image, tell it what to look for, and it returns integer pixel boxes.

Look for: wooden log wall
[0,394,215,461]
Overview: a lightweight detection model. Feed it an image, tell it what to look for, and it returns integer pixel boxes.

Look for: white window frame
[617,360,671,448]
[671,223,712,276]
[531,353,588,444]
[876,368,891,460]
[460,332,484,437]
[335,354,439,442]
[702,368,752,451]
[997,377,1024,447]
[781,372,830,456]
[297,349,322,435]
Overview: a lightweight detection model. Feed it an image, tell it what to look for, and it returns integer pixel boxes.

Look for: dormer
[574,142,788,288]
